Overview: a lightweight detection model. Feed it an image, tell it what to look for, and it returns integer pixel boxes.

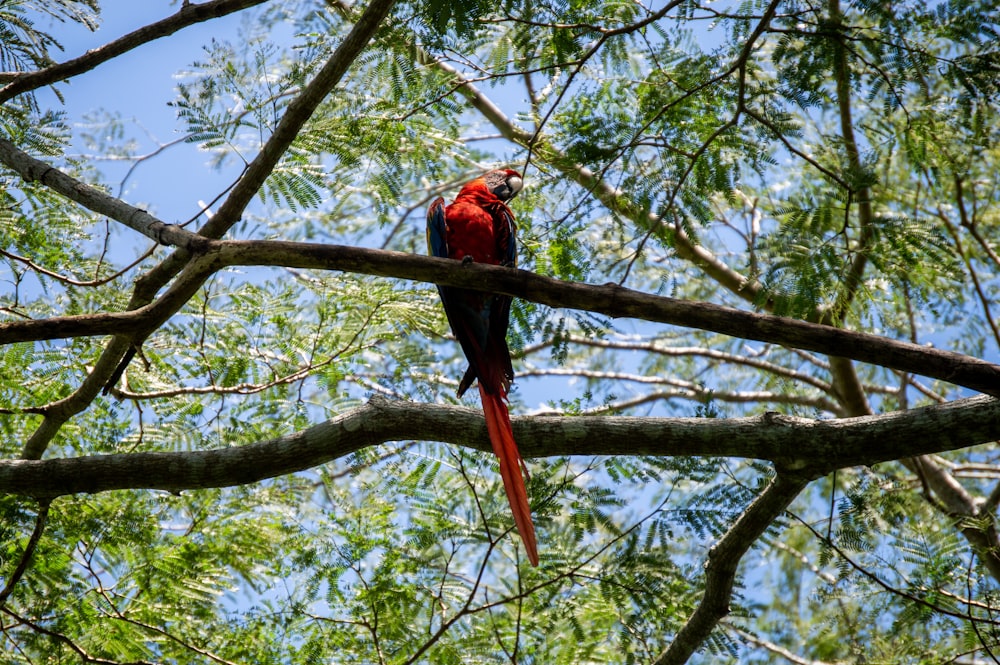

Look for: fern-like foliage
[0,0,98,73]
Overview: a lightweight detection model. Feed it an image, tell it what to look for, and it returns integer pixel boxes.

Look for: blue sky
[48,3,252,224]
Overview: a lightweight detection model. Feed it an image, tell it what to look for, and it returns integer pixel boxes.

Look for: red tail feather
[479,384,539,566]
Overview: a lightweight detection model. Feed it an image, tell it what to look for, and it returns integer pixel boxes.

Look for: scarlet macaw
[426,169,538,567]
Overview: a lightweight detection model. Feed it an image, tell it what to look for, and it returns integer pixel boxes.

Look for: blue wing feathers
[426,198,448,259]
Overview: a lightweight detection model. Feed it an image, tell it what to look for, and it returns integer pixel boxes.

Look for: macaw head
[482,169,523,202]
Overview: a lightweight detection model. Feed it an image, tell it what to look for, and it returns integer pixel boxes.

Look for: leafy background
[1,0,1000,662]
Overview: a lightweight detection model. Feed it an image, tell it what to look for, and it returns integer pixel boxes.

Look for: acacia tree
[1,0,999,662]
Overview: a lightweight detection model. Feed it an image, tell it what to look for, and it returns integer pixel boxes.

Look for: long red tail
[478,384,539,566]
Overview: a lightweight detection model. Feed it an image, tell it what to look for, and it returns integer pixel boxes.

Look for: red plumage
[427,169,538,567]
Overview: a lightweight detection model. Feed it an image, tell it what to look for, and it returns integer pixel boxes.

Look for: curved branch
[904,455,1000,582]
[653,471,810,665]
[0,501,49,607]
[0,395,997,499]
[0,0,272,103]
[573,386,842,416]
[1,606,154,665]
[524,334,835,393]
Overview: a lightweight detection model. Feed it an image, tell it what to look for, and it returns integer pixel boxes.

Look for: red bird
[426,169,538,567]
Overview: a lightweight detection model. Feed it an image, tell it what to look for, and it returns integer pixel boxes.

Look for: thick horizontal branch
[0,0,272,102]
[2,240,999,398]
[1,395,997,498]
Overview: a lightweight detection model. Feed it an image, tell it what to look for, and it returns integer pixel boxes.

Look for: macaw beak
[507,175,523,197]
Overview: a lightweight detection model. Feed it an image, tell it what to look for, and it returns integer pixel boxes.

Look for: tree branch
[652,418,817,665]
[571,386,841,416]
[523,334,836,394]
[658,471,810,665]
[0,501,50,607]
[3,0,399,461]
[1,395,997,499]
[905,455,1000,582]
[0,0,272,102]
[5,240,997,398]
[201,0,397,240]
[726,624,836,665]
[0,137,207,250]
[1,607,154,665]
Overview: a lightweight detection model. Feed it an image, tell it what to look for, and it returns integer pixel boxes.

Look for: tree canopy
[1,0,1000,662]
